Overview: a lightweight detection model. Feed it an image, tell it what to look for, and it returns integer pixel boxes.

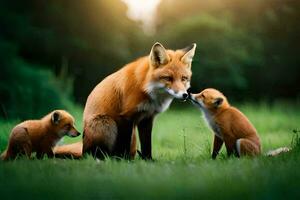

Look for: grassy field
[0,102,300,199]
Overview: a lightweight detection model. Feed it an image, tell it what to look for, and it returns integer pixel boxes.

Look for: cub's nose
[68,131,81,137]
[182,93,188,100]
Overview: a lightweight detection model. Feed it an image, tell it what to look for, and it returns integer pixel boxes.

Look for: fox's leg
[82,115,118,159]
[5,127,32,160]
[82,128,92,156]
[22,140,32,159]
[137,117,154,160]
[130,126,137,159]
[46,149,54,158]
[0,150,8,161]
[236,138,260,157]
[113,119,134,159]
[212,135,223,159]
[53,141,83,159]
[224,138,237,157]
[36,152,44,159]
[39,140,55,159]
[36,146,47,159]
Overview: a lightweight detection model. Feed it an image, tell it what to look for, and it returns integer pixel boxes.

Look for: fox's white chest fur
[202,108,223,139]
[137,82,173,119]
[138,95,173,115]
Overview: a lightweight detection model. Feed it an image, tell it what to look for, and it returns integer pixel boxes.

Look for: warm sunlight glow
[122,0,161,34]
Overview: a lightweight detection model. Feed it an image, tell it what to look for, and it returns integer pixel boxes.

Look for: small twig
[182,128,187,157]
[291,128,300,148]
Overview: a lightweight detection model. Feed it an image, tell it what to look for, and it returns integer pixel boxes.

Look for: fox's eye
[182,76,188,82]
[160,76,173,82]
[64,124,71,130]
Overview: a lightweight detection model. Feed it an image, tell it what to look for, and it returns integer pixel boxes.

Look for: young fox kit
[1,110,80,160]
[190,88,261,158]
[55,42,197,160]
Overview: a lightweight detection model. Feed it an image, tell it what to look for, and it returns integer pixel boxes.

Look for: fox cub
[1,110,80,160]
[190,88,261,158]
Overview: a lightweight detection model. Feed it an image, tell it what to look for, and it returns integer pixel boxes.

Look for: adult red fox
[1,110,80,160]
[54,42,197,160]
[189,88,261,158]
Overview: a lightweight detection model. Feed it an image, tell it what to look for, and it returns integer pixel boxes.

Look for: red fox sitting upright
[190,88,261,158]
[55,42,197,160]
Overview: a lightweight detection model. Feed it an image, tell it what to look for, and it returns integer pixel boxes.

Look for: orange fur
[0,110,80,160]
[57,42,197,160]
[53,141,83,159]
[190,88,261,158]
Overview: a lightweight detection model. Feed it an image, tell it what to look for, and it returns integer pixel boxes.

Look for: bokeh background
[0,0,299,120]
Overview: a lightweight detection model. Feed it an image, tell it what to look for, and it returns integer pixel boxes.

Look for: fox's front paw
[137,150,154,161]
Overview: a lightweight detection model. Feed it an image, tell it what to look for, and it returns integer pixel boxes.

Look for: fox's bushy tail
[0,150,8,161]
[53,141,82,159]
[266,147,291,157]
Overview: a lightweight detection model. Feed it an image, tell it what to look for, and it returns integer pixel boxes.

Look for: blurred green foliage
[0,0,299,119]
[0,39,72,119]
[157,0,300,99]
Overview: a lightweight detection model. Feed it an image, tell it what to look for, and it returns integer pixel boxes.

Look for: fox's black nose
[182,93,188,99]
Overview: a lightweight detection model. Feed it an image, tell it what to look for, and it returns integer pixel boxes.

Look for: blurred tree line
[0,0,299,119]
[157,0,300,100]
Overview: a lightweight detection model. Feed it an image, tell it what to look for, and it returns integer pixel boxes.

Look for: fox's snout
[67,130,81,137]
[188,93,202,106]
[166,89,189,100]
[182,93,189,100]
[189,94,195,102]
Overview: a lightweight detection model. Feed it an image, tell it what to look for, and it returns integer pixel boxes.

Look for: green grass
[0,102,300,200]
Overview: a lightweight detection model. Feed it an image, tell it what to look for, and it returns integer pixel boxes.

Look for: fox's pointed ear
[150,42,170,68]
[51,111,61,125]
[213,97,223,108]
[181,43,197,65]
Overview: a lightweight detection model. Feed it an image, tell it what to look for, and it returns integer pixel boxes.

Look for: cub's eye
[160,76,173,82]
[64,124,71,130]
[181,76,188,82]
[201,94,205,98]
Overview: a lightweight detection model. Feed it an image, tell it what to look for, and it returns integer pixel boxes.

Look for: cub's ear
[51,111,61,125]
[150,42,170,68]
[213,97,223,108]
[181,43,197,64]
